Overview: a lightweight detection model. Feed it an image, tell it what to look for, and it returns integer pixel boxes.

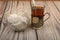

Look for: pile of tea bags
[3,1,31,32]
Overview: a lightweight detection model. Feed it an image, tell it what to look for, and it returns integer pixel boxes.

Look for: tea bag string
[34,0,36,16]
[32,0,36,16]
[44,0,46,8]
[32,0,46,16]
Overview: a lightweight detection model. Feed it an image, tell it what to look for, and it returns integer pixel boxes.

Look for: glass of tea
[31,1,50,29]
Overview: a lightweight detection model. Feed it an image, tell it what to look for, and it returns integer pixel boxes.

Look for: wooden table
[0,1,60,40]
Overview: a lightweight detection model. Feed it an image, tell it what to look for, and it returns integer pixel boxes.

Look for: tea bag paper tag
[32,17,39,23]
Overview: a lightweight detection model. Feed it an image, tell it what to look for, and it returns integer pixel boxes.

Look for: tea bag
[7,12,30,31]
[3,8,30,31]
[3,1,31,31]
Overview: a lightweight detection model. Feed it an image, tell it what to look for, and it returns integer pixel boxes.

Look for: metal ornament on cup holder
[31,0,50,29]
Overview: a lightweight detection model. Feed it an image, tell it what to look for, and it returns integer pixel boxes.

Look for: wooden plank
[18,32,24,40]
[0,25,12,40]
[46,2,60,40]
[53,1,60,12]
[0,1,10,38]
[0,23,4,36]
[1,1,60,40]
[0,2,7,32]
[46,1,60,27]
[23,28,37,40]
[46,1,60,37]
[0,1,6,22]
[18,1,37,40]
[0,1,36,40]
[0,0,59,1]
[37,1,60,40]
[0,2,8,36]
[4,29,13,40]
[46,2,60,36]
[47,1,60,22]
[0,0,41,1]
[36,1,55,40]
[0,1,15,40]
[13,32,19,40]
[8,31,15,40]
[0,2,10,40]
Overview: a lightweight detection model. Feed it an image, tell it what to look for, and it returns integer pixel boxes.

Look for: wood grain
[37,1,60,40]
[53,1,60,12]
[0,1,36,40]
[0,2,7,24]
[0,0,59,1]
[0,1,60,40]
[46,1,60,37]
[0,2,7,39]
[36,1,55,40]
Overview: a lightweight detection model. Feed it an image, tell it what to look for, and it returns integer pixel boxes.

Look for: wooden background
[0,0,59,1]
[0,1,60,40]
